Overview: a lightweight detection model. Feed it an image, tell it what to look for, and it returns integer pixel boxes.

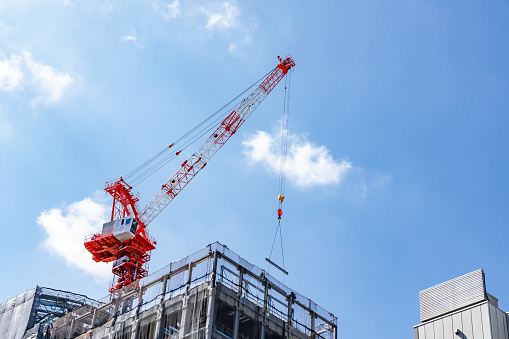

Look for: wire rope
[268,69,292,272]
[123,68,275,186]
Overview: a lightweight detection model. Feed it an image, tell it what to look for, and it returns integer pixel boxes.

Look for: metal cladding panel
[0,287,37,339]
[471,306,484,339]
[419,269,486,322]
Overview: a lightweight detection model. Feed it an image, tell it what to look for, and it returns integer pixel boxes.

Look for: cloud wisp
[37,196,112,282]
[203,1,240,30]
[121,30,144,49]
[198,1,256,54]
[242,129,352,189]
[155,0,181,21]
[0,51,74,105]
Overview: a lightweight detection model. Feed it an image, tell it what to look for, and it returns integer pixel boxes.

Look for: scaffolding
[48,242,337,339]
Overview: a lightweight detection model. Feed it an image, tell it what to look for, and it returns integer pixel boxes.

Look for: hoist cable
[268,70,292,272]
[268,221,286,270]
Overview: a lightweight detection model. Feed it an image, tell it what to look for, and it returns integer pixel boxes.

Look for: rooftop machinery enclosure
[419,269,487,322]
[414,269,509,339]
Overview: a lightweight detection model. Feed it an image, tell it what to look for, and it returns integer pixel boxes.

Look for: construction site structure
[414,269,508,339]
[0,286,96,339]
[47,242,337,339]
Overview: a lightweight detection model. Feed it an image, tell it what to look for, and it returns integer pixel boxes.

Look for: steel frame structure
[50,242,337,339]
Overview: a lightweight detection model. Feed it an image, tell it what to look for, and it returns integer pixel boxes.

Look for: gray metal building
[0,286,95,339]
[414,269,508,339]
[45,242,336,339]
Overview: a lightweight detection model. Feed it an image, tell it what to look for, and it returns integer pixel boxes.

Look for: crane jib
[84,55,295,293]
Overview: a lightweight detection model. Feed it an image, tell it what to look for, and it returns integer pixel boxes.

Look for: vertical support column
[154,274,170,339]
[178,296,193,339]
[131,285,144,339]
[91,308,98,329]
[262,275,269,315]
[310,312,316,339]
[185,262,194,293]
[113,293,121,320]
[237,267,245,297]
[204,284,217,339]
[211,251,219,286]
[233,266,244,339]
[205,251,219,339]
[233,308,240,339]
[68,317,76,338]
[261,274,270,339]
[286,292,296,339]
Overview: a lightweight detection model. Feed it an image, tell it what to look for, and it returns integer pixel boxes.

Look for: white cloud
[202,1,240,30]
[242,129,352,188]
[0,51,74,105]
[121,34,138,42]
[121,30,144,48]
[156,0,181,21]
[0,54,23,92]
[23,52,74,105]
[37,196,112,282]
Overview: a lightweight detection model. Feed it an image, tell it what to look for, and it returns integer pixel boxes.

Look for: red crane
[84,55,295,292]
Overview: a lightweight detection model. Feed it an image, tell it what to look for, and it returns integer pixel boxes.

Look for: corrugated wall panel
[496,307,507,339]
[462,309,474,339]
[434,318,444,339]
[443,314,454,339]
[425,322,435,339]
[490,304,500,339]
[415,326,420,339]
[452,312,463,337]
[420,269,486,322]
[471,305,484,339]
[481,303,492,339]
[419,325,426,339]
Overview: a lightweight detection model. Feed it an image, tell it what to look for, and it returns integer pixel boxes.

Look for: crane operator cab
[101,217,139,242]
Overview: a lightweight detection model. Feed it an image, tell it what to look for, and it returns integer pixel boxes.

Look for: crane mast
[84,55,295,292]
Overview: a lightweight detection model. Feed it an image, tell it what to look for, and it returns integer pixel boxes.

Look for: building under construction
[0,242,337,339]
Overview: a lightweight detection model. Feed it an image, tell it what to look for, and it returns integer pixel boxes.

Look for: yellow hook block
[278,194,285,203]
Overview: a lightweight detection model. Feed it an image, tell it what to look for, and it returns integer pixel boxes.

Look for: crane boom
[84,55,295,292]
[140,55,295,226]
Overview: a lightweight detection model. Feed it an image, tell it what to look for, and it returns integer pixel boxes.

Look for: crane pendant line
[84,55,295,292]
[139,57,295,226]
[124,69,274,187]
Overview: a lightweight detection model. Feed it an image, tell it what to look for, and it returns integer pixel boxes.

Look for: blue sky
[1,1,509,338]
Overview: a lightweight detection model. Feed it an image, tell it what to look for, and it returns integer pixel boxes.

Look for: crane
[84,55,296,292]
